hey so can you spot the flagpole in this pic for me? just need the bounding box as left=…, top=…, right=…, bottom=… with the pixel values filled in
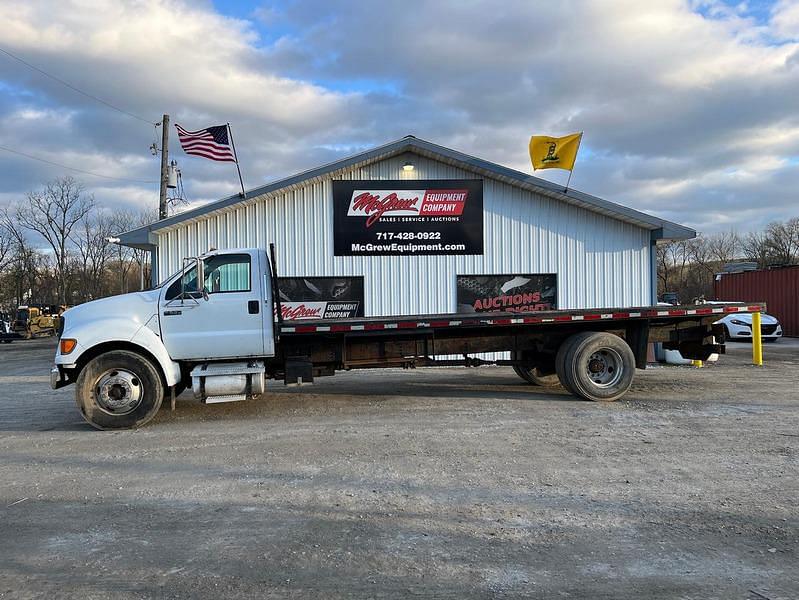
left=564, top=169, right=574, bottom=194
left=227, top=122, right=246, bottom=198
left=564, top=132, right=583, bottom=194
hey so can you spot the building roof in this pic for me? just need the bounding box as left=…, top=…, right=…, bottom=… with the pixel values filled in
left=118, top=135, right=695, bottom=249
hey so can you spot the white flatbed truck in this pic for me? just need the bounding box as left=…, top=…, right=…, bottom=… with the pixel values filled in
left=50, top=246, right=764, bottom=430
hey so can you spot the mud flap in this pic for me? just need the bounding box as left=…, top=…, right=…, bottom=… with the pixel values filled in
left=625, top=322, right=650, bottom=369
left=285, top=357, right=314, bottom=386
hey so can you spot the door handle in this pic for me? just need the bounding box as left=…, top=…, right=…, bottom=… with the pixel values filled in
left=248, top=300, right=260, bottom=314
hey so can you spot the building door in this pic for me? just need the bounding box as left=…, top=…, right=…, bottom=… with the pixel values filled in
left=159, top=251, right=265, bottom=360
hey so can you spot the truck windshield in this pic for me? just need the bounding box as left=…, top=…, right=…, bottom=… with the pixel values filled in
left=16, top=309, right=29, bottom=322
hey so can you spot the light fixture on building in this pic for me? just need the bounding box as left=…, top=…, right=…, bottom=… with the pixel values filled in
left=402, top=161, right=414, bottom=171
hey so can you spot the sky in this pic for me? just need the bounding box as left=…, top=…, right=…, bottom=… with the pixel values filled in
left=1, top=0, right=798, bottom=235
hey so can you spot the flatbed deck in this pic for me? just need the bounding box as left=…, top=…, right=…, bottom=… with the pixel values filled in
left=279, top=302, right=764, bottom=335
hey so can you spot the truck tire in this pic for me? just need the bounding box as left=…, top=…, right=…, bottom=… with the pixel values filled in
left=560, top=332, right=635, bottom=402
left=75, top=350, right=164, bottom=430
left=555, top=332, right=595, bottom=395
left=512, top=365, right=560, bottom=387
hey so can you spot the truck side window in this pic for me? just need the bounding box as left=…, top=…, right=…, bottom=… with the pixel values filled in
left=203, top=254, right=251, bottom=293
left=165, top=254, right=251, bottom=300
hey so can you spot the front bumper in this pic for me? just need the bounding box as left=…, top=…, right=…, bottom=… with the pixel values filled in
left=50, top=365, right=70, bottom=390
left=727, top=324, right=783, bottom=340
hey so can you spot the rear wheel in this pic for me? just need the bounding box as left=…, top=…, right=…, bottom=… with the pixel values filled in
left=556, top=333, right=594, bottom=395
left=75, top=350, right=164, bottom=430
left=559, top=332, right=635, bottom=402
left=512, top=365, right=560, bottom=386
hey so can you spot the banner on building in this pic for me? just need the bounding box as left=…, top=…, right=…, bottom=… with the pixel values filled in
left=456, top=274, right=557, bottom=313
left=332, top=180, right=483, bottom=256
left=277, top=276, right=364, bottom=320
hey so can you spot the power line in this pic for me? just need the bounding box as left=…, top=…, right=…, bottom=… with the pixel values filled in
left=0, top=45, right=156, bottom=125
left=0, top=145, right=158, bottom=184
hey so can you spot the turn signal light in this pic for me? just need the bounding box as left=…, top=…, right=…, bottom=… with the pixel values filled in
left=60, top=338, right=77, bottom=355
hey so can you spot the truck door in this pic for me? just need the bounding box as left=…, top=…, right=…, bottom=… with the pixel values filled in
left=159, top=251, right=266, bottom=360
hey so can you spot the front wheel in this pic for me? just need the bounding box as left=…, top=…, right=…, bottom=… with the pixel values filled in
left=722, top=325, right=732, bottom=343
left=75, top=350, right=164, bottom=430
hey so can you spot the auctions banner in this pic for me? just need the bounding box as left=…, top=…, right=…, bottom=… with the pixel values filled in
left=332, top=180, right=483, bottom=256
left=277, top=276, right=364, bottom=320
left=456, top=274, right=557, bottom=313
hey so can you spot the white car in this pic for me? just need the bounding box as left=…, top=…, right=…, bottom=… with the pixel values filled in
left=716, top=312, right=783, bottom=342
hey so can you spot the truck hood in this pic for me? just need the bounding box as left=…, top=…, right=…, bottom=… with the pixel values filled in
left=723, top=312, right=779, bottom=325
left=62, top=289, right=161, bottom=336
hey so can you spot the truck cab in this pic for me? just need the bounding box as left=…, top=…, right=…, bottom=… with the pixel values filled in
left=158, top=249, right=274, bottom=360
left=52, top=248, right=275, bottom=429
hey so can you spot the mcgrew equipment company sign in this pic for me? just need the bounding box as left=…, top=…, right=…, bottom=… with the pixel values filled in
left=332, top=180, right=483, bottom=256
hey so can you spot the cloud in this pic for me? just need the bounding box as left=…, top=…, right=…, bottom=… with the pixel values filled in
left=0, top=0, right=797, bottom=236
left=771, top=0, right=799, bottom=40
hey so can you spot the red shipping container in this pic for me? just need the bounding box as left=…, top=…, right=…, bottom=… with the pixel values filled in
left=714, top=266, right=799, bottom=337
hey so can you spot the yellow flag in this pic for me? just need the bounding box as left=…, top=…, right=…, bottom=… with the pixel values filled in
left=529, top=132, right=582, bottom=171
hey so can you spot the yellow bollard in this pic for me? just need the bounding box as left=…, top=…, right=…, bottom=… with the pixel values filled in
left=691, top=360, right=703, bottom=368
left=752, top=311, right=763, bottom=366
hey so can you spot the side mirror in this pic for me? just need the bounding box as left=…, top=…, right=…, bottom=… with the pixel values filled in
left=179, top=257, right=208, bottom=302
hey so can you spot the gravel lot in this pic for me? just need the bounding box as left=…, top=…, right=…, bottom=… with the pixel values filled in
left=1, top=337, right=797, bottom=599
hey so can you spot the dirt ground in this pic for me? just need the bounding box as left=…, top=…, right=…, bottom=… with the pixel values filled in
left=0, top=337, right=797, bottom=599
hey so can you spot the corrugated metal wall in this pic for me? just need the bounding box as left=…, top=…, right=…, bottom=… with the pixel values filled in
left=714, top=266, right=799, bottom=337
left=157, top=153, right=652, bottom=315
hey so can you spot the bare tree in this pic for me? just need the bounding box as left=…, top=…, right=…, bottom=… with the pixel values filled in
left=107, top=210, right=140, bottom=294
left=656, top=240, right=690, bottom=295
left=0, top=208, right=39, bottom=306
left=764, top=218, right=799, bottom=266
left=132, top=207, right=158, bottom=290
left=741, top=230, right=771, bottom=268
left=15, top=176, right=94, bottom=303
left=72, top=212, right=115, bottom=301
left=705, top=231, right=740, bottom=264
left=0, top=220, right=12, bottom=272
left=656, top=242, right=672, bottom=293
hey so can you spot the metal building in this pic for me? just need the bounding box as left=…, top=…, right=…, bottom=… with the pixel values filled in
left=118, top=136, right=694, bottom=317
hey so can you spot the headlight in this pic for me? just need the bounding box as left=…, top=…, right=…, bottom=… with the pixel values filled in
left=729, top=319, right=749, bottom=326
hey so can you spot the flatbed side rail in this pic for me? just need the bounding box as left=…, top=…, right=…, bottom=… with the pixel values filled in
left=278, top=303, right=765, bottom=335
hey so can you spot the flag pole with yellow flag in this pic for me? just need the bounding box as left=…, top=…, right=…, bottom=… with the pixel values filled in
left=529, top=132, right=583, bottom=192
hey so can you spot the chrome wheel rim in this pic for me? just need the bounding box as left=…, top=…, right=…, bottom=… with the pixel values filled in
left=586, top=348, right=623, bottom=388
left=94, top=369, right=143, bottom=415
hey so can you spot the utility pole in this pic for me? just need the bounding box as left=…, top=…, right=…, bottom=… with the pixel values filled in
left=158, top=114, right=170, bottom=220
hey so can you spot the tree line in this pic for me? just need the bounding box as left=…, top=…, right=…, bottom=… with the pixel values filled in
left=657, top=217, right=799, bottom=302
left=0, top=176, right=155, bottom=311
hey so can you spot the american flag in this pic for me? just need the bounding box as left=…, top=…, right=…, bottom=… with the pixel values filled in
left=175, top=124, right=237, bottom=162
